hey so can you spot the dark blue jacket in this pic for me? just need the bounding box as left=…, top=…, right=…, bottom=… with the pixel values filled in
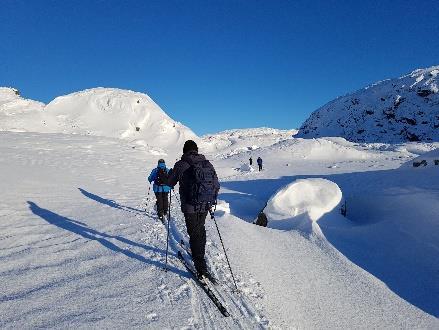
left=167, top=151, right=220, bottom=213
left=257, top=157, right=263, bottom=165
left=148, top=163, right=171, bottom=193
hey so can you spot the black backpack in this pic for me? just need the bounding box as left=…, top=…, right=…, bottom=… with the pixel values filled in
left=155, top=167, right=169, bottom=186
left=185, top=159, right=219, bottom=209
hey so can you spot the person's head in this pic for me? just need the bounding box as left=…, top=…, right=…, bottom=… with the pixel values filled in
left=183, top=140, right=198, bottom=154
left=157, top=159, right=166, bottom=168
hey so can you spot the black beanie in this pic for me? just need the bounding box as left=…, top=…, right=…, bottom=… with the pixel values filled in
left=183, top=140, right=198, bottom=154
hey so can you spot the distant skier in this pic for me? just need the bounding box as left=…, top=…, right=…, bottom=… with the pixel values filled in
left=167, top=140, right=220, bottom=281
left=148, top=159, right=171, bottom=221
left=257, top=157, right=263, bottom=171
left=249, top=157, right=253, bottom=166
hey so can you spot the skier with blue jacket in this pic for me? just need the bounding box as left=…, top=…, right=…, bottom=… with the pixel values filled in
left=148, top=159, right=171, bottom=221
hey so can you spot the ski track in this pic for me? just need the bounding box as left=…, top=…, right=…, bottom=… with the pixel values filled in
left=139, top=193, right=270, bottom=328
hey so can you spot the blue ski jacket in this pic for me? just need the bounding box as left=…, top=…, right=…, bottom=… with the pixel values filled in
left=148, top=163, right=172, bottom=193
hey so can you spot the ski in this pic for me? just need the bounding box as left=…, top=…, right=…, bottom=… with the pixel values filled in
left=179, top=239, right=192, bottom=257
left=177, top=251, right=230, bottom=317
left=179, top=239, right=219, bottom=285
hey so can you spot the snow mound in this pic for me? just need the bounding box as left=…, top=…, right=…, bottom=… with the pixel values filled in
left=42, top=88, right=197, bottom=149
left=400, top=147, right=439, bottom=168
left=0, top=87, right=45, bottom=132
left=0, top=87, right=197, bottom=150
left=202, top=127, right=297, bottom=156
left=264, top=178, right=342, bottom=231
left=0, top=87, right=21, bottom=103
left=298, top=65, right=439, bottom=143
left=268, top=137, right=376, bottom=161
left=239, top=163, right=255, bottom=172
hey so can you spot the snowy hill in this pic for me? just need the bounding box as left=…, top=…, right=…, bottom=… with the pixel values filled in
left=0, top=87, right=45, bottom=132
left=201, top=127, right=298, bottom=157
left=297, top=65, right=439, bottom=142
left=0, top=87, right=197, bottom=151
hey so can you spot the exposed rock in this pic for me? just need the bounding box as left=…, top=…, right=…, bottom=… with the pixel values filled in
left=297, top=65, right=439, bottom=142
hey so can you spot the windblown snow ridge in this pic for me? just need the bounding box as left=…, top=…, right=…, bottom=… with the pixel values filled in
left=298, top=65, right=439, bottom=143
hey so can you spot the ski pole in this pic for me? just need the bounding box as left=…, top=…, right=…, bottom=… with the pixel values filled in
left=209, top=207, right=239, bottom=292
left=146, top=185, right=151, bottom=203
left=164, top=190, right=172, bottom=271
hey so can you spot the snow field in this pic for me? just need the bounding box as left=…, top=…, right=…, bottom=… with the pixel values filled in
left=1, top=88, right=438, bottom=328
left=0, top=132, right=270, bottom=329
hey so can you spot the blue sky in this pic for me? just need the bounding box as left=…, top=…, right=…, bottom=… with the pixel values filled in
left=1, top=0, right=438, bottom=135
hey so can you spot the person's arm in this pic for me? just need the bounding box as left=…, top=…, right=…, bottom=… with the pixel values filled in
left=148, top=168, right=157, bottom=183
left=212, top=166, right=220, bottom=196
left=167, top=160, right=189, bottom=187
left=166, top=162, right=181, bottom=187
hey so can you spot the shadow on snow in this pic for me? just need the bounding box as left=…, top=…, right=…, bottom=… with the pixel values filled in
left=27, top=201, right=187, bottom=278
left=78, top=188, right=144, bottom=214
left=220, top=168, right=439, bottom=317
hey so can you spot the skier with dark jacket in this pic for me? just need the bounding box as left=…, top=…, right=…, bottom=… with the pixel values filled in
left=257, top=157, right=263, bottom=171
left=148, top=159, right=171, bottom=221
left=167, top=140, right=220, bottom=281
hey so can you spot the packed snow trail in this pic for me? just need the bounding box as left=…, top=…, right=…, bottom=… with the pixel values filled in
left=142, top=190, right=270, bottom=327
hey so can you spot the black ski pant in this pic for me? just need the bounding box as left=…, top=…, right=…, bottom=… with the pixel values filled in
left=258, top=164, right=262, bottom=171
left=155, top=192, right=169, bottom=217
left=184, top=212, right=208, bottom=274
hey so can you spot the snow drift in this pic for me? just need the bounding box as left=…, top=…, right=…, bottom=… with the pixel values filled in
left=400, top=147, right=439, bottom=169
left=264, top=178, right=342, bottom=232
left=238, top=163, right=255, bottom=172
left=202, top=127, right=297, bottom=157
left=298, top=65, right=439, bottom=143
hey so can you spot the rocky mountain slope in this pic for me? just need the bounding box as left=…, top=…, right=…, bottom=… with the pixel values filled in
left=297, top=66, right=439, bottom=142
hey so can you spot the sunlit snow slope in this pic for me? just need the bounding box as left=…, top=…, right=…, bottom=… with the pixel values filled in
left=0, top=87, right=197, bottom=151
left=0, top=87, right=45, bottom=132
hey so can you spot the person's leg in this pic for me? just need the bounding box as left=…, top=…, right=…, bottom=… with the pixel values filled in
left=163, top=192, right=169, bottom=215
left=184, top=212, right=208, bottom=274
left=155, top=192, right=164, bottom=217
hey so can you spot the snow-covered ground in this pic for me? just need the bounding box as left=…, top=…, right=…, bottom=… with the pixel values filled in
left=1, top=87, right=438, bottom=328
left=1, top=128, right=438, bottom=328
